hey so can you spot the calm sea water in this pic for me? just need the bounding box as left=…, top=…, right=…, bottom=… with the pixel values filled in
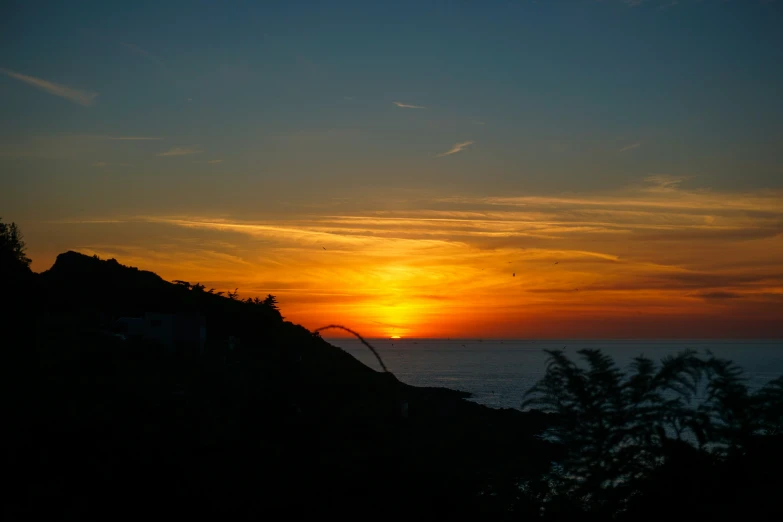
left=328, top=339, right=783, bottom=411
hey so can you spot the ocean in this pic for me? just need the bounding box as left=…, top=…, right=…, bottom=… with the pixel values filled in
left=328, top=339, right=783, bottom=411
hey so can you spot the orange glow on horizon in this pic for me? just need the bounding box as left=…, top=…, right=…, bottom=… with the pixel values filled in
left=28, top=179, right=783, bottom=339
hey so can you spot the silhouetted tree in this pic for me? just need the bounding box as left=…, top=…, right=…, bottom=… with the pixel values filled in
left=755, top=376, right=783, bottom=436
left=263, top=294, right=278, bottom=310
left=0, top=218, right=32, bottom=274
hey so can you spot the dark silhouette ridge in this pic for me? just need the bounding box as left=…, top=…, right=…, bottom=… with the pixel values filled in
left=2, top=241, right=555, bottom=519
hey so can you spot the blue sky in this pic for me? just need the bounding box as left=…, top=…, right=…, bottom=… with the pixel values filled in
left=1, top=1, right=782, bottom=337
left=2, top=0, right=782, bottom=215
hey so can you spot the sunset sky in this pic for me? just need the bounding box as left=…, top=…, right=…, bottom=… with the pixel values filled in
left=2, top=0, right=782, bottom=338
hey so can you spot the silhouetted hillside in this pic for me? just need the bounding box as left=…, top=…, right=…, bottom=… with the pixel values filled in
left=40, top=251, right=281, bottom=338
left=4, top=251, right=556, bottom=520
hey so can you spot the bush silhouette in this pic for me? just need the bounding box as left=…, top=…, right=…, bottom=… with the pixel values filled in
left=0, top=217, right=32, bottom=276
left=521, top=349, right=783, bottom=519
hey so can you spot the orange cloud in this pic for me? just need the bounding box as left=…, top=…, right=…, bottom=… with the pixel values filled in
left=36, top=178, right=783, bottom=338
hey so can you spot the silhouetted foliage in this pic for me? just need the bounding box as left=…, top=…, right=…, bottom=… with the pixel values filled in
left=520, top=349, right=783, bottom=519
left=0, top=217, right=32, bottom=274
left=263, top=294, right=278, bottom=310
left=756, top=377, right=783, bottom=436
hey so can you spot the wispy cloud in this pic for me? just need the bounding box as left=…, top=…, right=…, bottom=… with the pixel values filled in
left=393, top=101, right=426, bottom=109
left=0, top=68, right=98, bottom=106
left=691, top=291, right=743, bottom=300
left=54, top=175, right=783, bottom=337
left=619, top=141, right=641, bottom=152
left=207, top=159, right=223, bottom=164
left=157, top=147, right=203, bottom=157
left=121, top=43, right=172, bottom=76
left=643, top=174, right=689, bottom=192
left=436, top=141, right=474, bottom=158
left=106, top=136, right=163, bottom=141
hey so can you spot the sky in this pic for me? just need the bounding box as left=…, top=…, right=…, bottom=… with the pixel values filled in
left=1, top=0, right=782, bottom=338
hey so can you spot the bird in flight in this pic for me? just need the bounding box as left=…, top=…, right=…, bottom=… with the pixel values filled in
left=554, top=261, right=558, bottom=265
left=512, top=272, right=515, bottom=277
left=322, top=246, right=326, bottom=250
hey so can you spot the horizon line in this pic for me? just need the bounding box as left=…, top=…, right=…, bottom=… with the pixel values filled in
left=323, top=337, right=783, bottom=341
